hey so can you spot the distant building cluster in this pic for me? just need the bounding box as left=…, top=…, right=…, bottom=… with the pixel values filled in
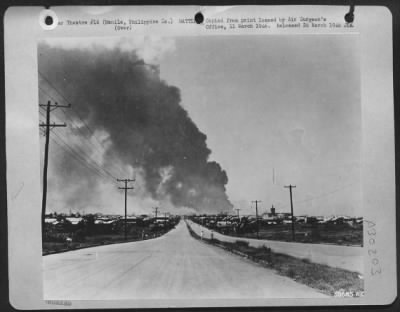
left=260, top=206, right=363, bottom=226
left=44, top=212, right=177, bottom=238
left=45, top=212, right=172, bottom=224
left=190, top=206, right=363, bottom=230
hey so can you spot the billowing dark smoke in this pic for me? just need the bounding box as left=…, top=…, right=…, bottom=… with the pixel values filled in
left=38, top=43, right=232, bottom=213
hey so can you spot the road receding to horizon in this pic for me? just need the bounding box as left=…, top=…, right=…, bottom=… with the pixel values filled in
left=43, top=220, right=327, bottom=300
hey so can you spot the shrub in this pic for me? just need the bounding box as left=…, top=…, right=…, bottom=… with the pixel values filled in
left=74, top=229, right=86, bottom=242
left=235, top=240, right=250, bottom=247
left=210, top=238, right=219, bottom=244
left=260, top=245, right=271, bottom=253
left=287, top=267, right=296, bottom=278
left=311, top=226, right=321, bottom=241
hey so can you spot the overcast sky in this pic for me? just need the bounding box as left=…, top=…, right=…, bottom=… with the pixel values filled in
left=159, top=35, right=361, bottom=216
left=41, top=34, right=361, bottom=217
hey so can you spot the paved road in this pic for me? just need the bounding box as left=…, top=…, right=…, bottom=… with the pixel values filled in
left=43, top=220, right=327, bottom=300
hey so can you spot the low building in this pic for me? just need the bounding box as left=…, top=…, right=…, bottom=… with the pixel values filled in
left=65, top=217, right=83, bottom=225
left=44, top=218, right=59, bottom=225
left=94, top=218, right=118, bottom=225
left=276, top=212, right=291, bottom=219
left=154, top=217, right=169, bottom=224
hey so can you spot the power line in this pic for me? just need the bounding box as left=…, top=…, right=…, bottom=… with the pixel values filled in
left=67, top=105, right=126, bottom=176
left=39, top=86, right=61, bottom=104
left=39, top=73, right=107, bottom=156
left=53, top=130, right=117, bottom=181
left=52, top=129, right=117, bottom=181
left=39, top=72, right=125, bottom=178
left=50, top=136, right=118, bottom=186
left=39, top=71, right=71, bottom=105
left=52, top=130, right=119, bottom=183
left=58, top=109, right=125, bottom=177
left=41, top=102, right=124, bottom=178
left=51, top=134, right=114, bottom=184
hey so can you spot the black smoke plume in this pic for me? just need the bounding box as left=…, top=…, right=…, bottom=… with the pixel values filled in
left=38, top=42, right=233, bottom=213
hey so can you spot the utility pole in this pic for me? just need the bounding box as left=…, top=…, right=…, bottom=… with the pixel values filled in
left=153, top=207, right=159, bottom=219
left=251, top=200, right=262, bottom=239
left=39, top=101, right=70, bottom=238
left=235, top=208, right=240, bottom=219
left=284, top=185, right=296, bottom=241
left=117, top=178, right=135, bottom=240
left=164, top=212, right=168, bottom=227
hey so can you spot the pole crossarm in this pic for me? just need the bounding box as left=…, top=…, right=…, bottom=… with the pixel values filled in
left=39, top=103, right=71, bottom=112
left=39, top=122, right=67, bottom=128
left=39, top=103, right=71, bottom=108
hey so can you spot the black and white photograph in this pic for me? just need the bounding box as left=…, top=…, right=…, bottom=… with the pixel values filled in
left=3, top=4, right=397, bottom=309
left=38, top=34, right=365, bottom=300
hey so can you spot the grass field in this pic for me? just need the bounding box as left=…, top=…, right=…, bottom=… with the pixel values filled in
left=217, top=223, right=363, bottom=246
left=43, top=228, right=173, bottom=255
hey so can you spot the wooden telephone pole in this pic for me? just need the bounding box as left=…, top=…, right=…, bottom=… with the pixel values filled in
left=153, top=207, right=159, bottom=219
left=117, top=178, right=135, bottom=240
left=251, top=200, right=262, bottom=239
left=284, top=185, right=296, bottom=241
left=39, top=101, right=70, bottom=238
left=235, top=208, right=240, bottom=219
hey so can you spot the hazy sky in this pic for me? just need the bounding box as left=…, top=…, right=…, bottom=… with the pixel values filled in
left=41, top=34, right=361, bottom=217
left=159, top=35, right=361, bottom=216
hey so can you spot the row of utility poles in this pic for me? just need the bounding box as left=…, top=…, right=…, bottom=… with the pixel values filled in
left=40, top=103, right=297, bottom=243
left=39, top=100, right=139, bottom=242
left=116, top=181, right=168, bottom=241
left=116, top=183, right=167, bottom=241
left=252, top=184, right=296, bottom=241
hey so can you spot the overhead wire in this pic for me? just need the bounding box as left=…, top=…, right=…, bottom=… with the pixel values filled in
left=40, top=106, right=115, bottom=184
left=50, top=135, right=118, bottom=186
left=39, top=106, right=119, bottom=184
left=38, top=72, right=125, bottom=179
left=57, top=108, right=125, bottom=177
left=52, top=129, right=119, bottom=182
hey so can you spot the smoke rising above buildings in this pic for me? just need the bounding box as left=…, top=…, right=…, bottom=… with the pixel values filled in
left=38, top=41, right=232, bottom=213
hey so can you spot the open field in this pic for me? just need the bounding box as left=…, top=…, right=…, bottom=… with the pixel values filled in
left=191, top=217, right=363, bottom=246
left=43, top=230, right=171, bottom=255
left=236, top=223, right=363, bottom=246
